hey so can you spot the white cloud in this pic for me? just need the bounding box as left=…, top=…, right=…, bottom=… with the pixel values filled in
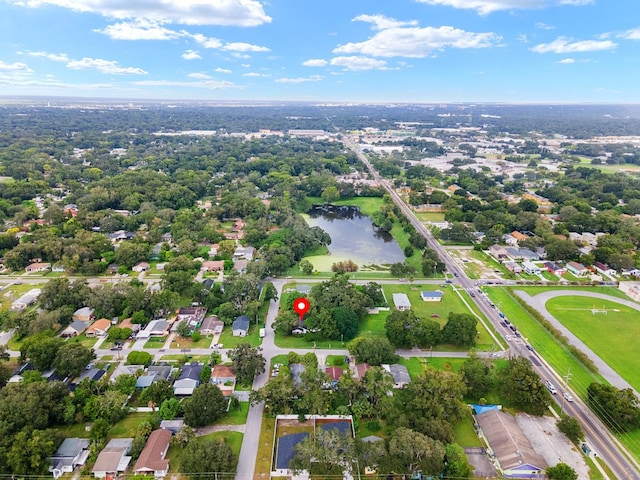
left=531, top=36, right=616, bottom=53
left=242, top=72, right=271, bottom=77
left=414, top=0, right=592, bottom=15
left=352, top=14, right=418, bottom=30
left=66, top=57, right=147, bottom=75
left=302, top=59, right=328, bottom=67
left=96, top=19, right=182, bottom=40
left=330, top=56, right=388, bottom=71
left=518, top=34, right=529, bottom=43
left=222, top=42, right=270, bottom=52
left=188, top=72, right=211, bottom=79
left=535, top=22, right=555, bottom=30
left=231, top=53, right=251, bottom=59
left=191, top=33, right=223, bottom=49
left=28, top=51, right=69, bottom=62
left=0, top=60, right=32, bottom=72
left=558, top=58, right=575, bottom=63
left=617, top=27, right=640, bottom=40
left=276, top=75, right=323, bottom=84
left=182, top=50, right=201, bottom=60
left=215, top=67, right=232, bottom=73
left=334, top=24, right=500, bottom=58
left=8, top=0, right=271, bottom=26
left=132, top=79, right=235, bottom=89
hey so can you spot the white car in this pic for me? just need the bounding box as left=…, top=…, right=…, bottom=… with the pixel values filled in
left=563, top=392, right=574, bottom=402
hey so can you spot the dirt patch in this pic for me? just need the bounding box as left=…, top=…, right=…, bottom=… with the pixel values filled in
left=516, top=414, right=589, bottom=479
left=446, top=247, right=503, bottom=280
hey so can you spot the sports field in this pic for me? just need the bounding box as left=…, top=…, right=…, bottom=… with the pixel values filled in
left=546, top=296, right=640, bottom=392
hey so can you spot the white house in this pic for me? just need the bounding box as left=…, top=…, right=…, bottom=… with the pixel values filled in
left=92, top=438, right=132, bottom=479
left=567, top=261, right=588, bottom=276
left=420, top=291, right=443, bottom=302
left=392, top=293, right=411, bottom=311
left=522, top=262, right=541, bottom=275
left=232, top=316, right=250, bottom=337
left=50, top=438, right=90, bottom=479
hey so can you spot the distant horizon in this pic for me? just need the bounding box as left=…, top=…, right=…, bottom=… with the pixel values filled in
left=0, top=1, right=639, bottom=102
left=2, top=95, right=640, bottom=107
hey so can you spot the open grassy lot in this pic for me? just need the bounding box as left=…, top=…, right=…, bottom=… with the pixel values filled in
left=168, top=431, right=243, bottom=474
left=546, top=296, right=640, bottom=392
left=414, top=212, right=446, bottom=223
left=219, top=324, right=262, bottom=348
left=226, top=401, right=250, bottom=425
left=519, top=285, right=631, bottom=301
left=255, top=415, right=276, bottom=476
left=398, top=357, right=466, bottom=380
left=381, top=284, right=496, bottom=350
left=486, top=288, right=605, bottom=397
left=454, top=413, right=483, bottom=447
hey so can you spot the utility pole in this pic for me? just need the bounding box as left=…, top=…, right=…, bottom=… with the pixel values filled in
left=564, top=368, right=572, bottom=388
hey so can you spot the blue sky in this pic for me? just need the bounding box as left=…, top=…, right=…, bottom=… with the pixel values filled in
left=0, top=0, right=638, bottom=102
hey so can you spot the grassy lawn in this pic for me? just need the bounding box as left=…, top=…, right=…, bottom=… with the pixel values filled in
left=225, top=401, right=250, bottom=425
left=520, top=285, right=631, bottom=301
left=454, top=413, right=482, bottom=447
left=143, top=336, right=167, bottom=349
left=399, top=357, right=466, bottom=380
left=0, top=284, right=42, bottom=309
left=274, top=331, right=345, bottom=350
left=218, top=324, right=262, bottom=348
left=414, top=212, right=446, bottom=223
left=109, top=413, right=153, bottom=438
left=546, top=296, right=640, bottom=392
left=456, top=288, right=505, bottom=351
left=255, top=415, right=276, bottom=476
left=359, top=310, right=389, bottom=337
left=74, top=334, right=99, bottom=348
left=168, top=431, right=243, bottom=474
left=170, top=335, right=212, bottom=349
left=486, top=288, right=605, bottom=399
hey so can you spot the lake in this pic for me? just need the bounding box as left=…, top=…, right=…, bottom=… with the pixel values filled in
left=304, top=205, right=405, bottom=270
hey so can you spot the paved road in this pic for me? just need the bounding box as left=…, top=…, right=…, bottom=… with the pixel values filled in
left=343, top=135, right=640, bottom=480
left=516, top=289, right=640, bottom=395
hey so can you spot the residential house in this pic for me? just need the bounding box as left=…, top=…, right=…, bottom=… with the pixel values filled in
left=107, top=230, right=134, bottom=243
left=211, top=364, right=236, bottom=397
left=52, top=264, right=65, bottom=272
left=160, top=420, right=184, bottom=434
left=161, top=232, right=173, bottom=244
left=136, top=320, right=171, bottom=339
left=70, top=367, right=108, bottom=391
left=233, top=246, right=255, bottom=261
left=60, top=320, right=89, bottom=337
left=72, top=307, right=94, bottom=323
left=504, top=261, right=522, bottom=274
left=199, top=316, right=224, bottom=336
left=510, top=231, right=528, bottom=243
left=132, top=262, right=150, bottom=273
left=488, top=244, right=508, bottom=261
left=11, top=288, right=41, bottom=311
left=420, top=291, right=442, bottom=302
left=505, top=247, right=538, bottom=262
left=522, top=262, right=541, bottom=275
left=173, top=362, right=203, bottom=396
left=92, top=438, right=132, bottom=479
left=25, top=262, right=51, bottom=273
left=502, top=234, right=518, bottom=246
left=133, top=429, right=172, bottom=477
left=544, top=261, right=566, bottom=275
left=135, top=364, right=173, bottom=389
left=324, top=366, right=343, bottom=383
left=232, top=315, right=250, bottom=337
left=567, top=261, right=588, bottom=276
left=202, top=278, right=215, bottom=289
left=353, top=363, right=370, bottom=380
left=475, top=409, right=547, bottom=478
left=119, top=317, right=141, bottom=333
left=49, top=438, right=90, bottom=479
left=392, top=293, right=411, bottom=311
left=201, top=260, right=225, bottom=272
left=86, top=318, right=111, bottom=337
left=382, top=363, right=410, bottom=389
left=593, top=261, right=616, bottom=276
left=233, top=259, right=249, bottom=273
left=623, top=269, right=640, bottom=277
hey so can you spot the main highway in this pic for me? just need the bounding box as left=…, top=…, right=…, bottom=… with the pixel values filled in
left=343, top=134, right=640, bottom=480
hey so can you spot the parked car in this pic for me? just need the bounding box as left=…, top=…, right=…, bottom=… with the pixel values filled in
left=563, top=392, right=574, bottom=402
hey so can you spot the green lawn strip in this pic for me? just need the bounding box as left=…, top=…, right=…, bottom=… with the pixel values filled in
left=168, top=431, right=244, bottom=474
left=274, top=332, right=344, bottom=350
left=159, top=354, right=209, bottom=363
left=546, top=296, right=640, bottom=392
left=398, top=357, right=466, bottom=380
left=218, top=324, right=261, bottom=348
left=325, top=354, right=348, bottom=367
left=143, top=337, right=166, bottom=349
left=454, top=413, right=483, bottom=447
left=225, top=402, right=250, bottom=425
left=255, top=416, right=276, bottom=476
left=269, top=354, right=289, bottom=369
left=519, top=285, right=632, bottom=301
left=485, top=288, right=605, bottom=399
left=359, top=310, right=389, bottom=337
left=414, top=212, right=446, bottom=223
left=170, top=335, right=211, bottom=349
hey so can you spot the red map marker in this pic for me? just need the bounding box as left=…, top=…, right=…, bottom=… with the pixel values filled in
left=293, top=298, right=310, bottom=322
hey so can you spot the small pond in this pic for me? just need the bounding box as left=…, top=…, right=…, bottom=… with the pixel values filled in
left=304, top=205, right=405, bottom=269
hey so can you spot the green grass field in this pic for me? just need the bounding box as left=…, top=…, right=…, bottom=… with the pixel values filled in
left=546, top=296, right=640, bottom=392
left=219, top=323, right=262, bottom=348
left=486, top=288, right=605, bottom=399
